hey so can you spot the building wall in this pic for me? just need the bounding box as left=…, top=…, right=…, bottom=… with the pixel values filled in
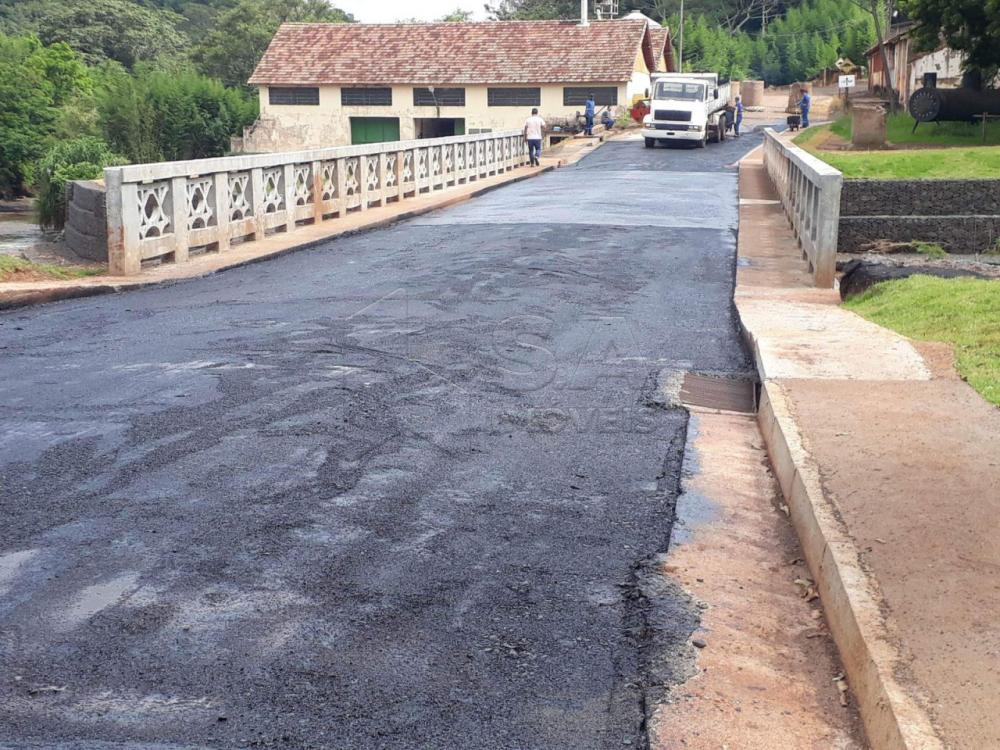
left=910, top=47, right=965, bottom=93
left=867, top=38, right=910, bottom=99
left=868, top=38, right=968, bottom=103
left=627, top=48, right=652, bottom=104
left=241, top=81, right=630, bottom=152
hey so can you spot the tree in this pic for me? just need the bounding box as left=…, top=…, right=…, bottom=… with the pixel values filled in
left=1, top=0, right=188, bottom=68
left=34, top=137, right=124, bottom=229
left=439, top=8, right=475, bottom=21
left=485, top=0, right=578, bottom=19
left=193, top=0, right=354, bottom=88
left=97, top=66, right=259, bottom=162
left=0, top=34, right=92, bottom=197
left=901, top=0, right=1000, bottom=82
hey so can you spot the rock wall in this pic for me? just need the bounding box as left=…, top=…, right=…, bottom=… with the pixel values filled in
left=839, top=178, right=1000, bottom=253
left=64, top=180, right=108, bottom=262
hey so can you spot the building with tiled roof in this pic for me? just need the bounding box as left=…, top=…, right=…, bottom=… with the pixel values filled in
left=240, top=19, right=674, bottom=151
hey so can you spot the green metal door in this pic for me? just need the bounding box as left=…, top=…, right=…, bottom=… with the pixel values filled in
left=350, top=117, right=400, bottom=145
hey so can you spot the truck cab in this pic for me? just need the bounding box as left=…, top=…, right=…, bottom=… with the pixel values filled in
left=641, top=74, right=731, bottom=148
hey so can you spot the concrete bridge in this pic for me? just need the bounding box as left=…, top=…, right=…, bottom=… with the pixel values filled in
left=0, top=133, right=862, bottom=748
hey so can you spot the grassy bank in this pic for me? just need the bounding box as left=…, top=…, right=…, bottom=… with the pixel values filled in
left=845, top=276, right=1000, bottom=405
left=794, top=114, right=1000, bottom=178
left=0, top=255, right=103, bottom=283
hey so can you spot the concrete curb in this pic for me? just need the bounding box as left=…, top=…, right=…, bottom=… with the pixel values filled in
left=751, top=376, right=943, bottom=750
left=1, top=165, right=556, bottom=314
left=735, top=160, right=946, bottom=748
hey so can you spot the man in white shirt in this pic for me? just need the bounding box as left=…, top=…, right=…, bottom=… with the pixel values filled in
left=523, top=108, right=546, bottom=166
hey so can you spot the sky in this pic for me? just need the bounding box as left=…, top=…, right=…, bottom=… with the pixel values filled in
left=336, top=0, right=488, bottom=23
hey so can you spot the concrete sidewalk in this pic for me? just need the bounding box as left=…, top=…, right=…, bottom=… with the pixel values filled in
left=0, top=137, right=605, bottom=311
left=737, top=150, right=1000, bottom=749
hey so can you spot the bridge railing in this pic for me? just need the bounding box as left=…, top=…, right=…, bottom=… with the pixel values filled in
left=762, top=128, right=842, bottom=288
left=104, top=131, right=528, bottom=276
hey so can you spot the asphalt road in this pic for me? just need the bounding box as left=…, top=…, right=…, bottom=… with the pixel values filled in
left=0, top=132, right=763, bottom=750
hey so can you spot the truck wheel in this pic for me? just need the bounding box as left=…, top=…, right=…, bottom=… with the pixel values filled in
left=644, top=137, right=655, bottom=148
left=697, top=133, right=707, bottom=148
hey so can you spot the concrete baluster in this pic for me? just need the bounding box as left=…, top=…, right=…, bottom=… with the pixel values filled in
left=251, top=167, right=267, bottom=241
left=213, top=172, right=231, bottom=252
left=170, top=176, right=190, bottom=264
left=283, top=163, right=296, bottom=228
left=311, top=160, right=324, bottom=223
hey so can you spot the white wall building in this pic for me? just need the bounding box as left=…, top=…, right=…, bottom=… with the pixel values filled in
left=240, top=19, right=673, bottom=152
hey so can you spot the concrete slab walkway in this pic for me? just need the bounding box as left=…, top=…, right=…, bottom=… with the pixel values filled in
left=737, top=150, right=1000, bottom=749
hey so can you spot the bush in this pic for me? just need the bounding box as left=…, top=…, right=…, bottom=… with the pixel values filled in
left=34, top=137, right=123, bottom=230
left=0, top=34, right=91, bottom=197
left=97, top=66, right=258, bottom=163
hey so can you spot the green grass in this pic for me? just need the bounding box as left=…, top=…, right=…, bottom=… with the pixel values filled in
left=803, top=113, right=1000, bottom=147
left=794, top=113, right=1000, bottom=178
left=0, top=254, right=103, bottom=282
left=845, top=275, right=1000, bottom=405
left=914, top=241, right=947, bottom=258
left=812, top=145, right=1000, bottom=178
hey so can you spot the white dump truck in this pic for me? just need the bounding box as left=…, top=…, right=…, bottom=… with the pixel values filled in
left=641, top=73, right=732, bottom=148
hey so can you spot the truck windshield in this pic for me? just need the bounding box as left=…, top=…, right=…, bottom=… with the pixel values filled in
left=654, top=81, right=706, bottom=101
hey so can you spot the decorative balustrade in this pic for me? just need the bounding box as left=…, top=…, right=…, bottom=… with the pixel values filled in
left=762, top=128, right=843, bottom=288
left=104, top=131, right=528, bottom=275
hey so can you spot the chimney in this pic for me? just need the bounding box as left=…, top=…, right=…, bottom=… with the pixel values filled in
left=580, top=0, right=589, bottom=26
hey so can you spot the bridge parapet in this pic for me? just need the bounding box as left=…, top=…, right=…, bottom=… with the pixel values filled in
left=104, top=131, right=527, bottom=275
left=762, top=128, right=842, bottom=287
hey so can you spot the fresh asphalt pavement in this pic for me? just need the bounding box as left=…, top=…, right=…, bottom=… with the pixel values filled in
left=0, top=130, right=765, bottom=749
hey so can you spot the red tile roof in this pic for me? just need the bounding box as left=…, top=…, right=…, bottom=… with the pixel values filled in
left=249, top=19, right=651, bottom=86
left=647, top=27, right=675, bottom=71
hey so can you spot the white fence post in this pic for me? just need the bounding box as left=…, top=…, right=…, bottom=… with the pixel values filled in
left=762, top=128, right=842, bottom=288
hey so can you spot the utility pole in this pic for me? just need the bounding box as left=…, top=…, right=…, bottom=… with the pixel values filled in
left=678, top=0, right=684, bottom=70
left=869, top=0, right=897, bottom=112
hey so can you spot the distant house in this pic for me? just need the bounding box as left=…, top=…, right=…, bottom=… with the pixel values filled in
left=866, top=22, right=965, bottom=104
left=241, top=19, right=674, bottom=151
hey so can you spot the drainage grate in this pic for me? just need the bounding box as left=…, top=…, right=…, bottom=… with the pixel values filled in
left=679, top=373, right=758, bottom=413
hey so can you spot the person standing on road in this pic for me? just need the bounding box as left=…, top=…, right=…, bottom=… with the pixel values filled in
left=523, top=107, right=546, bottom=167
left=734, top=95, right=744, bottom=137
left=584, top=93, right=596, bottom=136
left=798, top=87, right=811, bottom=128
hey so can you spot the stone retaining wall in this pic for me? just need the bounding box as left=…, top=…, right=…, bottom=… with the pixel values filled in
left=839, top=178, right=1000, bottom=253
left=64, top=180, right=108, bottom=262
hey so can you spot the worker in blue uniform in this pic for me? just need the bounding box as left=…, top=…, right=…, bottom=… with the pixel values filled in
left=584, top=93, right=596, bottom=136
left=798, top=88, right=812, bottom=128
